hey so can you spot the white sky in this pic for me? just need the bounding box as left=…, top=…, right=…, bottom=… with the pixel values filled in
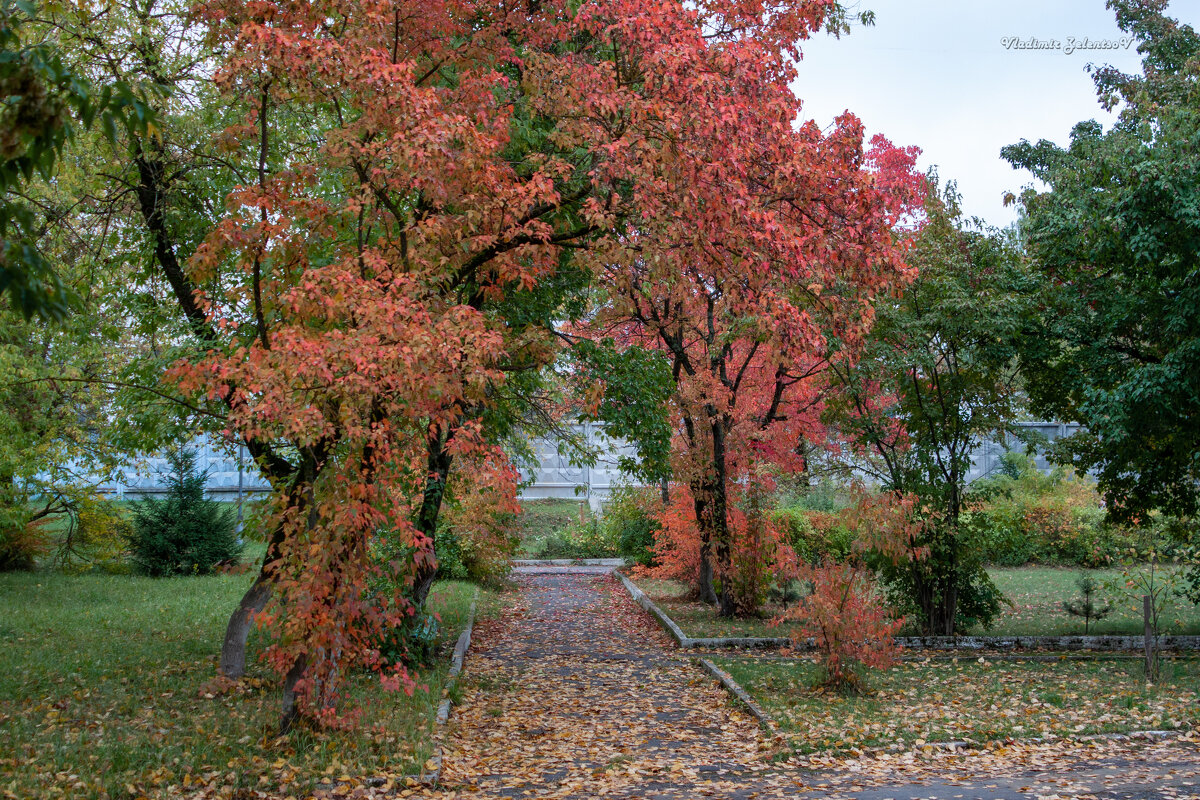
left=790, top=0, right=1198, bottom=227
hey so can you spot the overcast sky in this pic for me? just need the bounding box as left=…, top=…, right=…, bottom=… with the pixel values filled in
left=790, top=0, right=1198, bottom=228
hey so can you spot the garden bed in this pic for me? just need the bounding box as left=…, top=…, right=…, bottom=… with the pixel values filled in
left=0, top=570, right=491, bottom=799
left=713, top=654, right=1200, bottom=756
left=630, top=566, right=1200, bottom=642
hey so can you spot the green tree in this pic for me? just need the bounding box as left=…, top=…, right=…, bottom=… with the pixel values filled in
left=0, top=0, right=156, bottom=318
left=825, top=179, right=1026, bottom=634
left=1002, top=0, right=1200, bottom=521
left=128, top=447, right=240, bottom=576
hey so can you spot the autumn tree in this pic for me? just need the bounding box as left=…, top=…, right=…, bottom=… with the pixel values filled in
left=1002, top=0, right=1200, bottom=521
left=580, top=4, right=924, bottom=615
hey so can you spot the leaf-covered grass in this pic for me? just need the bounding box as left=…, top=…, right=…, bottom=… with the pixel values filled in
left=631, top=567, right=1200, bottom=640
left=0, top=570, right=491, bottom=799
left=716, top=654, right=1200, bottom=756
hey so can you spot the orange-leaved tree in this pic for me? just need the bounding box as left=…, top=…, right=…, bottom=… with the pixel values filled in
left=578, top=0, right=925, bottom=616
left=174, top=0, right=922, bottom=728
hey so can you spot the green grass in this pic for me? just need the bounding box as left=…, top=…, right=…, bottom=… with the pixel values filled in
left=515, top=499, right=590, bottom=555
left=979, top=566, right=1200, bottom=636
left=716, top=654, right=1200, bottom=756
left=631, top=566, right=1200, bottom=640
left=0, top=570, right=491, bottom=799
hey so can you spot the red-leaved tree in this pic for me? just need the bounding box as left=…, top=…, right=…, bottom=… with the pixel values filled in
left=579, top=1, right=925, bottom=615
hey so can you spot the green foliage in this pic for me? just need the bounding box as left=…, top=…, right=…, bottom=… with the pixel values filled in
left=877, top=521, right=1005, bottom=634
left=602, top=485, right=662, bottom=566
left=57, top=495, right=133, bottom=574
left=127, top=448, right=240, bottom=576
left=528, top=517, right=618, bottom=560
left=770, top=507, right=854, bottom=565
left=1002, top=4, right=1200, bottom=521
left=568, top=339, right=674, bottom=484
left=966, top=452, right=1138, bottom=567
left=434, top=522, right=469, bottom=580
left=824, top=179, right=1030, bottom=634
left=0, top=0, right=160, bottom=318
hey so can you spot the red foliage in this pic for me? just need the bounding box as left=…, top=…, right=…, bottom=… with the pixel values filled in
left=638, top=485, right=797, bottom=614
left=782, top=562, right=904, bottom=693
left=775, top=490, right=928, bottom=692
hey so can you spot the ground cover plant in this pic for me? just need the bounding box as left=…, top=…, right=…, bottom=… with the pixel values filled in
left=716, top=654, right=1200, bottom=757
left=630, top=566, right=1200, bottom=640
left=0, top=571, right=489, bottom=799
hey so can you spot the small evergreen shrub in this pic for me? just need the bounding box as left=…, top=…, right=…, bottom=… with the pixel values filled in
left=128, top=448, right=241, bottom=576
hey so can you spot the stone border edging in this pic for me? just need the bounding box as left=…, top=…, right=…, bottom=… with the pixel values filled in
left=853, top=727, right=1193, bottom=758
left=513, top=557, right=628, bottom=566
left=616, top=571, right=694, bottom=647
left=614, top=573, right=1200, bottom=653
left=367, top=587, right=475, bottom=786
left=696, top=657, right=776, bottom=734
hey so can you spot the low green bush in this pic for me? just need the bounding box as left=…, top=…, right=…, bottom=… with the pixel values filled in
left=771, top=506, right=854, bottom=565
left=966, top=452, right=1141, bottom=567
left=603, top=486, right=661, bottom=566
left=528, top=517, right=618, bottom=559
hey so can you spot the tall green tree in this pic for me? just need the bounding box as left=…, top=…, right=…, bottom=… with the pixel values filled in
left=0, top=0, right=155, bottom=318
left=1002, top=0, right=1200, bottom=521
left=826, top=179, right=1026, bottom=634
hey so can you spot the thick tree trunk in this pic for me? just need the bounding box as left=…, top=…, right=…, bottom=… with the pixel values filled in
left=220, top=570, right=272, bottom=679
left=411, top=429, right=453, bottom=608
left=708, top=419, right=736, bottom=618
left=691, top=488, right=719, bottom=606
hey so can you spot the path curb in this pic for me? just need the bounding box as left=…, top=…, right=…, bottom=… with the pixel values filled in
left=419, top=590, right=479, bottom=787
left=695, top=657, right=777, bottom=734
left=513, top=558, right=628, bottom=567
left=616, top=571, right=694, bottom=647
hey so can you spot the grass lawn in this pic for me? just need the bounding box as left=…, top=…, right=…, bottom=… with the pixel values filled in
left=980, top=566, right=1200, bottom=636
left=716, top=654, right=1200, bottom=756
left=630, top=566, right=1200, bottom=640
left=515, top=498, right=592, bottom=556
left=0, top=569, right=491, bottom=799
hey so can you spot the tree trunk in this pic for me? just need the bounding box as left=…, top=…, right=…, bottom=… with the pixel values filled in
left=278, top=653, right=308, bottom=735
left=411, top=428, right=453, bottom=608
left=691, top=487, right=719, bottom=605
left=220, top=569, right=272, bottom=679
left=708, top=418, right=735, bottom=618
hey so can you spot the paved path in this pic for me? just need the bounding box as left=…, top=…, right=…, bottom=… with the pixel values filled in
left=428, top=568, right=1200, bottom=799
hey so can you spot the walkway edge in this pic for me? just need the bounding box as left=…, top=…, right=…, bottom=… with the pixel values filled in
left=616, top=573, right=1200, bottom=653
left=615, top=571, right=694, bottom=647
left=696, top=657, right=776, bottom=734
left=421, top=589, right=479, bottom=787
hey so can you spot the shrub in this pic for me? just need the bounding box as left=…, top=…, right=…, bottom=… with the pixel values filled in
left=770, top=507, right=855, bottom=565
left=529, top=518, right=618, bottom=559
left=602, top=485, right=661, bottom=567
left=777, top=561, right=903, bottom=694
left=0, top=515, right=48, bottom=571
left=966, top=452, right=1138, bottom=567
left=128, top=448, right=241, bottom=576
left=57, top=495, right=133, bottom=574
